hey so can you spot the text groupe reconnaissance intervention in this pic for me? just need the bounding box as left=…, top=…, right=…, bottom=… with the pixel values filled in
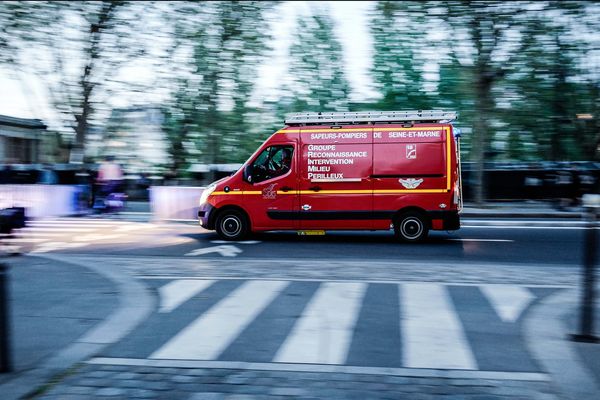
left=306, top=144, right=367, bottom=179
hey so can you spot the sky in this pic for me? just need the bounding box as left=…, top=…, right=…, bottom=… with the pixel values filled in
left=0, top=1, right=377, bottom=123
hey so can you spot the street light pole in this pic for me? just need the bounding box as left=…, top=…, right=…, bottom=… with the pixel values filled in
left=571, top=194, right=600, bottom=343
left=0, top=262, right=11, bottom=372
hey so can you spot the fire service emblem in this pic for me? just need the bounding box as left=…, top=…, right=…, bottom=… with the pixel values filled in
left=262, top=183, right=277, bottom=199
left=399, top=178, right=423, bottom=189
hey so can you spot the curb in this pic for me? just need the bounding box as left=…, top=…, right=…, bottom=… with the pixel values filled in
left=0, top=255, right=154, bottom=400
left=524, top=288, right=600, bottom=400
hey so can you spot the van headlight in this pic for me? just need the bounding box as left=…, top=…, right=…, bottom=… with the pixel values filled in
left=199, top=185, right=216, bottom=206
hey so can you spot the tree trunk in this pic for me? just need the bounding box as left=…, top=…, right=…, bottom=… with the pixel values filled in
left=472, top=64, right=495, bottom=205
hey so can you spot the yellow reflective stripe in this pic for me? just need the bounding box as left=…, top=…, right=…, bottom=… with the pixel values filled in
left=445, top=126, right=451, bottom=190
left=375, top=189, right=448, bottom=194
left=299, top=190, right=372, bottom=195
left=212, top=191, right=257, bottom=195
left=214, top=189, right=449, bottom=196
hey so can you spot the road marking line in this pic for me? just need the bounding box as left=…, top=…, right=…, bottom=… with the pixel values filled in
left=480, top=285, right=535, bottom=323
left=462, top=225, right=588, bottom=230
left=73, top=234, right=125, bottom=242
left=137, top=276, right=570, bottom=289
left=33, top=219, right=125, bottom=225
left=401, top=283, right=477, bottom=370
left=30, top=242, right=89, bottom=253
left=150, top=280, right=288, bottom=360
left=87, top=357, right=551, bottom=381
left=158, top=279, right=215, bottom=313
left=274, top=282, right=367, bottom=365
left=1, top=238, right=47, bottom=243
left=210, top=240, right=262, bottom=244
left=185, top=245, right=242, bottom=257
left=13, top=232, right=70, bottom=237
left=448, top=239, right=514, bottom=242
left=116, top=224, right=157, bottom=232
left=29, top=222, right=120, bottom=227
left=465, top=219, right=587, bottom=225
left=19, top=227, right=95, bottom=233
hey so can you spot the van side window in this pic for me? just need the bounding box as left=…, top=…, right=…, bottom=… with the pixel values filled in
left=249, top=145, right=294, bottom=183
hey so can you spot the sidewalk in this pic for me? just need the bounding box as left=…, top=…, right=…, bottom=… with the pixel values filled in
left=0, top=254, right=153, bottom=400
left=99, top=200, right=587, bottom=223
left=461, top=200, right=585, bottom=219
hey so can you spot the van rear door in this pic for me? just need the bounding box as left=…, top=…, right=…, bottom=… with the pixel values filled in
left=299, top=125, right=373, bottom=230
left=371, top=124, right=450, bottom=229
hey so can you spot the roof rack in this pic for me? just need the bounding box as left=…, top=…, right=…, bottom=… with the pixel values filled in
left=284, top=110, right=458, bottom=125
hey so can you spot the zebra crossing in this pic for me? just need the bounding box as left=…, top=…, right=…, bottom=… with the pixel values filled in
left=0, top=217, right=159, bottom=253
left=102, top=278, right=559, bottom=373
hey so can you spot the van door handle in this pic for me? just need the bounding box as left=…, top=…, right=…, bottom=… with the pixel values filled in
left=280, top=186, right=293, bottom=192
left=308, top=186, right=321, bottom=192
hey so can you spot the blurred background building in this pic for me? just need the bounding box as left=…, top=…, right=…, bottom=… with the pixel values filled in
left=0, top=114, right=47, bottom=164
left=90, top=105, right=170, bottom=175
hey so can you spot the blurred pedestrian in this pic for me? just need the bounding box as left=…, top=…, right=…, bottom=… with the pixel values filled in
left=554, top=166, right=581, bottom=210
left=97, top=156, right=124, bottom=194
left=95, top=156, right=124, bottom=212
left=554, top=169, right=572, bottom=210
left=569, top=165, right=581, bottom=208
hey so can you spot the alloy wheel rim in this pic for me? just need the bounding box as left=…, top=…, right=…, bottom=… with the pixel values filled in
left=222, top=216, right=242, bottom=237
left=401, top=217, right=423, bottom=239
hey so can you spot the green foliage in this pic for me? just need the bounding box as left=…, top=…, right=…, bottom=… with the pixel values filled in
left=369, top=1, right=435, bottom=110
left=162, top=1, right=274, bottom=171
left=284, top=9, right=351, bottom=113
left=2, top=0, right=599, bottom=183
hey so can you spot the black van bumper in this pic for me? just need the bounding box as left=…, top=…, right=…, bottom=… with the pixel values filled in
left=198, top=204, right=216, bottom=229
left=429, top=210, right=460, bottom=230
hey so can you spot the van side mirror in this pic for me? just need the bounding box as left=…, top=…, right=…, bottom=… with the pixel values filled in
left=243, top=165, right=253, bottom=183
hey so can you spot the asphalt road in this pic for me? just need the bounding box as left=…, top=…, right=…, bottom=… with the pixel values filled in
left=4, top=217, right=590, bottom=268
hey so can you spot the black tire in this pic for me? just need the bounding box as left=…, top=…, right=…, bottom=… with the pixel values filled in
left=394, top=211, right=429, bottom=242
left=215, top=209, right=249, bottom=241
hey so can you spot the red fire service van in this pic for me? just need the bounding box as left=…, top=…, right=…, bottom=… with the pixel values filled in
left=198, top=110, right=463, bottom=242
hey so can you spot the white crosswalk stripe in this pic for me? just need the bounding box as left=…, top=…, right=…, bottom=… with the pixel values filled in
left=274, top=282, right=367, bottom=365
left=147, top=279, right=552, bottom=371
left=151, top=280, right=289, bottom=360
left=401, top=283, right=477, bottom=370
left=158, top=279, right=215, bottom=313
left=480, top=285, right=535, bottom=323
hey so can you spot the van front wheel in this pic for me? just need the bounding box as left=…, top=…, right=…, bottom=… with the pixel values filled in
left=216, top=209, right=249, bottom=240
left=394, top=212, right=429, bottom=242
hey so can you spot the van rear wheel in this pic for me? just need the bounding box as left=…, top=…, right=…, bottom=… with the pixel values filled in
left=394, top=211, right=429, bottom=242
left=216, top=209, right=249, bottom=241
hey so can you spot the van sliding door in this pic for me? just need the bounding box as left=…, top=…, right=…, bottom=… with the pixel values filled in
left=298, top=126, right=373, bottom=230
